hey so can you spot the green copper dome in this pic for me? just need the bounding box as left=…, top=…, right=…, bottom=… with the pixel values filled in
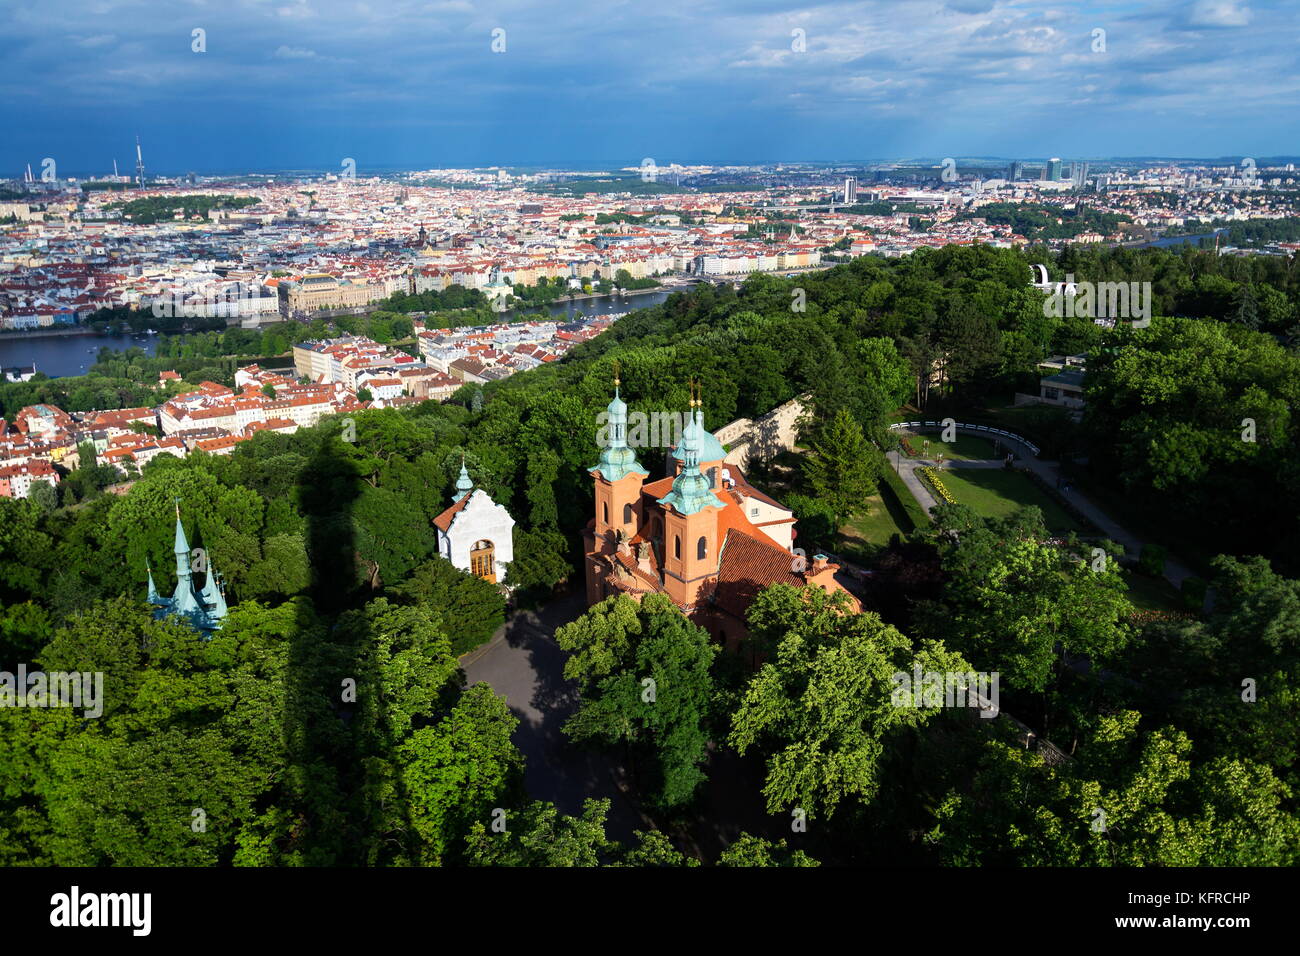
left=671, top=426, right=726, bottom=464
left=452, top=460, right=474, bottom=502
left=592, top=386, right=647, bottom=482
left=658, top=408, right=724, bottom=516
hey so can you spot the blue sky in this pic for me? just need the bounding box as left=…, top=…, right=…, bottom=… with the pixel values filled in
left=3, top=0, right=1297, bottom=175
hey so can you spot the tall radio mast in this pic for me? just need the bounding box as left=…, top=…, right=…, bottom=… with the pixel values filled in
left=135, top=135, right=146, bottom=186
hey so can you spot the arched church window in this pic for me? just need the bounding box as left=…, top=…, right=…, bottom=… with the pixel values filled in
left=623, top=502, right=633, bottom=524
left=602, top=502, right=608, bottom=524
left=707, top=467, right=717, bottom=489
left=470, top=539, right=496, bottom=583
left=697, top=536, right=707, bottom=560
left=674, top=535, right=681, bottom=560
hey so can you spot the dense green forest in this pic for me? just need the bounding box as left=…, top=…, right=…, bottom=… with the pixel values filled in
left=956, top=202, right=1138, bottom=240
left=1, top=243, right=1298, bottom=865
left=106, top=195, right=261, bottom=224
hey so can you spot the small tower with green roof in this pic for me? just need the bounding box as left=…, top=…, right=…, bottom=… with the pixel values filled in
left=452, top=456, right=474, bottom=502
left=588, top=362, right=649, bottom=543
left=148, top=499, right=227, bottom=634
left=656, top=382, right=725, bottom=609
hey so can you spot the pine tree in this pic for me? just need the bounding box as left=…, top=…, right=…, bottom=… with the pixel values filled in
left=1230, top=283, right=1259, bottom=330
left=803, top=409, right=882, bottom=523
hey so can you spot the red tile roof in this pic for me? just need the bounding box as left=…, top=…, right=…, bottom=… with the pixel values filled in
left=709, top=528, right=809, bottom=619
left=432, top=494, right=472, bottom=532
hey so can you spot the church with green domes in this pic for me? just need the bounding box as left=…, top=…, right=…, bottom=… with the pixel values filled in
left=147, top=502, right=228, bottom=633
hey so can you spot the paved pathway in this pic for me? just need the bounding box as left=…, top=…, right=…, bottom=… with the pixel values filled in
left=461, top=594, right=654, bottom=843
left=890, top=451, right=941, bottom=515
left=892, top=427, right=1196, bottom=590
left=461, top=594, right=794, bottom=858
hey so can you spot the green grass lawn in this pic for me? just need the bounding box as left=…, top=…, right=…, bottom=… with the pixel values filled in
left=938, top=468, right=1084, bottom=534
left=904, top=432, right=999, bottom=461
left=1123, top=569, right=1187, bottom=613
left=836, top=476, right=923, bottom=561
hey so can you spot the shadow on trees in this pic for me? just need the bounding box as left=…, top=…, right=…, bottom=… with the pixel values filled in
left=283, top=427, right=417, bottom=864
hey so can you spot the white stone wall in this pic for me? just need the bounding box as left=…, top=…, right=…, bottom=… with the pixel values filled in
left=439, top=490, right=515, bottom=581
left=716, top=395, right=808, bottom=468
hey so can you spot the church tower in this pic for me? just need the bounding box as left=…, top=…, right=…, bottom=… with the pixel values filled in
left=170, top=501, right=204, bottom=622
left=586, top=367, right=649, bottom=603
left=656, top=384, right=725, bottom=608
left=452, top=458, right=474, bottom=502
left=148, top=500, right=227, bottom=633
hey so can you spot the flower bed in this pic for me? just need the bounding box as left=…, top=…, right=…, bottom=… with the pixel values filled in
left=919, top=466, right=956, bottom=505
left=1125, top=608, right=1197, bottom=626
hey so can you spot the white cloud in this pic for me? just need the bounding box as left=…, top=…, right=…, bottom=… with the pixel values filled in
left=1188, top=0, right=1253, bottom=27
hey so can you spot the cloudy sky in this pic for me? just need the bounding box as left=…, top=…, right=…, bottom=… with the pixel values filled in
left=2, top=0, right=1296, bottom=175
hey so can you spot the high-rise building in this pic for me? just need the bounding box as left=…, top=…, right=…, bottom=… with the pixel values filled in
left=1008, top=161, right=1026, bottom=182
left=1045, top=157, right=1064, bottom=182
left=843, top=177, right=857, bottom=204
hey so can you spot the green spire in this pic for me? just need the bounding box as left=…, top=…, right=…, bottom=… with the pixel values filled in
left=146, top=561, right=163, bottom=605
left=152, top=501, right=225, bottom=633
left=592, top=364, right=647, bottom=483
left=657, top=382, right=724, bottom=516
left=173, top=498, right=191, bottom=583
left=452, top=456, right=474, bottom=502
left=200, top=555, right=228, bottom=621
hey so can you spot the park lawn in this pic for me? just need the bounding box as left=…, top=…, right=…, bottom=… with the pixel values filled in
left=1123, top=570, right=1187, bottom=614
left=836, top=484, right=916, bottom=561
left=905, top=432, right=998, bottom=461
left=938, top=468, right=1083, bottom=534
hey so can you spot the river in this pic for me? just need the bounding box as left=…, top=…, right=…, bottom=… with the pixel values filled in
left=500, top=287, right=672, bottom=322
left=1138, top=229, right=1228, bottom=248
left=0, top=331, right=159, bottom=379
left=0, top=288, right=675, bottom=380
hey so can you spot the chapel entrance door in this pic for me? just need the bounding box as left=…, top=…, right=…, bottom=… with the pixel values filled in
left=470, top=540, right=496, bottom=583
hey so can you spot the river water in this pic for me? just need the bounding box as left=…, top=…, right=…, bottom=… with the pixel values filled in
left=1138, top=229, right=1228, bottom=248
left=0, top=332, right=159, bottom=379
left=500, top=288, right=672, bottom=322
left=0, top=288, right=676, bottom=379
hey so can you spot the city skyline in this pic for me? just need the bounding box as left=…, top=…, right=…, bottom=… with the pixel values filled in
left=4, top=0, right=1297, bottom=173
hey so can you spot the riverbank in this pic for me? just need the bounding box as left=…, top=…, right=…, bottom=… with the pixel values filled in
left=0, top=326, right=104, bottom=341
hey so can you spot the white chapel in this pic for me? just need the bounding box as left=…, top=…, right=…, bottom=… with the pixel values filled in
left=433, top=461, right=515, bottom=584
